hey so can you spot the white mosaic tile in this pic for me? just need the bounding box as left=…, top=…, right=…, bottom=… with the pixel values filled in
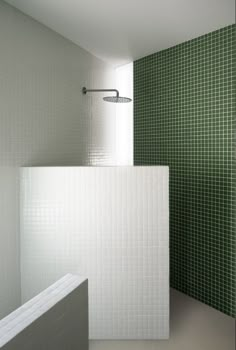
left=20, top=166, right=169, bottom=339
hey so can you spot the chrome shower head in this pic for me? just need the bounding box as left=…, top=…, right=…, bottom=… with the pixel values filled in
left=82, top=87, right=132, bottom=103
left=103, top=96, right=132, bottom=103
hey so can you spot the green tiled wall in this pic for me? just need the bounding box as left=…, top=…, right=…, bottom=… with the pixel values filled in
left=134, top=25, right=235, bottom=317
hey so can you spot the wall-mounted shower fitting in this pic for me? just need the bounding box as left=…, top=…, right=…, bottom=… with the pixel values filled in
left=82, top=87, right=132, bottom=103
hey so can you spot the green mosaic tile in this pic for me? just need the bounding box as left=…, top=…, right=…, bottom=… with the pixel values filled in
left=134, top=25, right=236, bottom=317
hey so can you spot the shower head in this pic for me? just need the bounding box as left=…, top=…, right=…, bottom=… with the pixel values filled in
left=103, top=96, right=132, bottom=103
left=82, top=87, right=132, bottom=103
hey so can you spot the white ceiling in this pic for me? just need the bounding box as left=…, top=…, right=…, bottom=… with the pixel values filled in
left=5, top=0, right=235, bottom=67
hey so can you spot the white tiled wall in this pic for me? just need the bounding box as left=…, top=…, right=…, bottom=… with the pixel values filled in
left=0, top=1, right=122, bottom=319
left=20, top=166, right=169, bottom=339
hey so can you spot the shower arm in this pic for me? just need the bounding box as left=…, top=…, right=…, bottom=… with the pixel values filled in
left=82, top=87, right=119, bottom=97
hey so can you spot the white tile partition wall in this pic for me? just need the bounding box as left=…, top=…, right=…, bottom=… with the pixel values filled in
left=0, top=274, right=88, bottom=350
left=20, top=166, right=169, bottom=339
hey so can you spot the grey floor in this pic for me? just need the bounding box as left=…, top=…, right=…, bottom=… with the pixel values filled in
left=90, top=289, right=235, bottom=350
